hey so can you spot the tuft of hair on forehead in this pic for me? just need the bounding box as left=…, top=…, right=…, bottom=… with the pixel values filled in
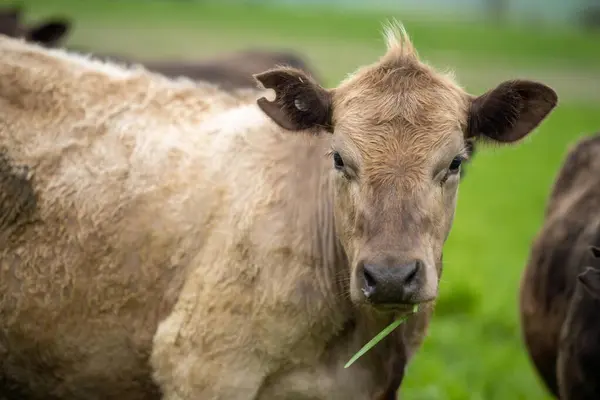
left=381, top=19, right=418, bottom=61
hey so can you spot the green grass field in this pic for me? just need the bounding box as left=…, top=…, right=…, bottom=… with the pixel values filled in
left=18, top=0, right=600, bottom=398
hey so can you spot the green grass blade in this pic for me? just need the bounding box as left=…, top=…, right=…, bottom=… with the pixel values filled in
left=344, top=305, right=419, bottom=369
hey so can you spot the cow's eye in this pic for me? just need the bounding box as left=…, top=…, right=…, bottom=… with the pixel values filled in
left=448, top=156, right=463, bottom=173
left=333, top=152, right=344, bottom=170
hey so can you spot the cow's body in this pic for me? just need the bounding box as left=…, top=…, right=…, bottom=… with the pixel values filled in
left=520, top=133, right=600, bottom=398
left=0, top=23, right=557, bottom=399
left=0, top=35, right=425, bottom=400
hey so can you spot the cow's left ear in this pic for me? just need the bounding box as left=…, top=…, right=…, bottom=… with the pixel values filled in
left=254, top=67, right=333, bottom=132
left=26, top=18, right=71, bottom=46
left=467, top=80, right=558, bottom=143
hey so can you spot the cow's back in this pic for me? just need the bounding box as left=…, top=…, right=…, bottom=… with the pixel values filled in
left=0, top=36, right=258, bottom=399
left=519, top=132, right=600, bottom=397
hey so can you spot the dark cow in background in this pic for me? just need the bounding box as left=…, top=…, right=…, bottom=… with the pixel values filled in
left=557, top=246, right=600, bottom=400
left=0, top=5, right=322, bottom=90
left=82, top=47, right=323, bottom=91
left=0, top=5, right=70, bottom=47
left=520, top=132, right=600, bottom=399
left=139, top=50, right=322, bottom=91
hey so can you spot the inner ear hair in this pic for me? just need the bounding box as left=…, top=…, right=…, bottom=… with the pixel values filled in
left=254, top=67, right=333, bottom=133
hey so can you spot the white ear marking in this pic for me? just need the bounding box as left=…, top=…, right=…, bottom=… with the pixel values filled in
left=294, top=98, right=309, bottom=112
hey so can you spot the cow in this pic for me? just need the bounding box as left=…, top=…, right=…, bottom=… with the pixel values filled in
left=520, top=132, right=600, bottom=399
left=557, top=246, right=600, bottom=400
left=0, top=22, right=557, bottom=400
left=0, top=5, right=70, bottom=47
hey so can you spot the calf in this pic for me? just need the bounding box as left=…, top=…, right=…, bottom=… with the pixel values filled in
left=557, top=246, right=600, bottom=400
left=0, top=23, right=556, bottom=400
left=520, top=132, right=600, bottom=398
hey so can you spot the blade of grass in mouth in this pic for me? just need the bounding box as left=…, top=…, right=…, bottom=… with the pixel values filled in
left=344, top=305, right=419, bottom=369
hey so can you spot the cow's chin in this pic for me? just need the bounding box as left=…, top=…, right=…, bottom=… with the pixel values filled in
left=367, top=302, right=419, bottom=318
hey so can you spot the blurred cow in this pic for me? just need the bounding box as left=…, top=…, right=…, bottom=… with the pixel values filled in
left=0, top=24, right=556, bottom=399
left=520, top=132, right=600, bottom=399
left=0, top=5, right=322, bottom=89
left=557, top=246, right=600, bottom=400
left=86, top=48, right=323, bottom=91
left=0, top=5, right=70, bottom=47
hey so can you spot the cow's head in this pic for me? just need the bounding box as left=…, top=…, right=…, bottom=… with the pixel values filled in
left=254, top=22, right=557, bottom=313
left=0, top=6, right=71, bottom=47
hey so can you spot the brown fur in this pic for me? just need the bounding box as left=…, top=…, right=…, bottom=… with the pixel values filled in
left=140, top=50, right=322, bottom=91
left=0, top=23, right=556, bottom=400
left=519, top=132, right=600, bottom=399
left=557, top=247, right=600, bottom=400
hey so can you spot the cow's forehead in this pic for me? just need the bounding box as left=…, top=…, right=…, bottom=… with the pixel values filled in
left=331, top=69, right=468, bottom=165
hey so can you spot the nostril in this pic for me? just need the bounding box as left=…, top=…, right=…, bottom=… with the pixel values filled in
left=404, top=261, right=420, bottom=284
left=362, top=265, right=377, bottom=297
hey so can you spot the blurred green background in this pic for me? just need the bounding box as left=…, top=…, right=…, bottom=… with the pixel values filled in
left=13, top=0, right=600, bottom=398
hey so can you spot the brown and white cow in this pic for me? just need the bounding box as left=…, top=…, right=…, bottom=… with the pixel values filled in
left=557, top=246, right=600, bottom=400
left=0, top=23, right=556, bottom=400
left=520, top=132, right=600, bottom=399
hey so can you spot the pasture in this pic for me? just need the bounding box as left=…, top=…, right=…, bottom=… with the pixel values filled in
left=17, top=0, right=600, bottom=398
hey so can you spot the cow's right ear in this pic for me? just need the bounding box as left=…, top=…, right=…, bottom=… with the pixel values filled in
left=466, top=80, right=557, bottom=143
left=254, top=67, right=333, bottom=132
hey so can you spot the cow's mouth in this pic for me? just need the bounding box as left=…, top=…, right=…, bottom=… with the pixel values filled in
left=370, top=302, right=417, bottom=314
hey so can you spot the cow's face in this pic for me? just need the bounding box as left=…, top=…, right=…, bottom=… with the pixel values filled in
left=255, top=23, right=557, bottom=313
